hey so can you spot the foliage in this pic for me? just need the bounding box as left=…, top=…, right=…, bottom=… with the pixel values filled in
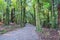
left=0, top=0, right=59, bottom=31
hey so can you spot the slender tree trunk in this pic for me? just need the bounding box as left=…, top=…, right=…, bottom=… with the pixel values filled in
left=5, top=7, right=10, bottom=25
left=20, top=0, right=26, bottom=27
left=4, top=0, right=11, bottom=25
left=11, top=8, right=15, bottom=23
left=22, top=0, right=26, bottom=26
left=3, top=11, right=6, bottom=25
left=20, top=0, right=23, bottom=27
left=51, top=0, right=57, bottom=29
left=51, top=0, right=55, bottom=28
left=35, top=0, right=42, bottom=32
left=58, top=4, right=60, bottom=29
left=2, top=11, right=3, bottom=23
left=33, top=5, right=36, bottom=25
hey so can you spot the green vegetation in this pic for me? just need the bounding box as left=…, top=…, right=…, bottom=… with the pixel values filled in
left=0, top=0, right=59, bottom=32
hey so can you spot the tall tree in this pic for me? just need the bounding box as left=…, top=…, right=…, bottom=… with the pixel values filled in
left=5, top=6, right=10, bottom=25
left=4, top=0, right=11, bottom=25
left=11, top=7, right=15, bottom=23
left=51, top=0, right=57, bottom=28
left=20, top=0, right=26, bottom=27
left=35, top=0, right=42, bottom=32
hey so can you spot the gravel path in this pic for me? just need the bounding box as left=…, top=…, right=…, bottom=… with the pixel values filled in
left=0, top=23, right=39, bottom=40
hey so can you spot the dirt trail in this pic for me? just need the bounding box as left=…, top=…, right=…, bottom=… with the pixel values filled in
left=0, top=23, right=39, bottom=40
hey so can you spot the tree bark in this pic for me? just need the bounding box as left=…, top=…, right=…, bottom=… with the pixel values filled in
left=35, top=0, right=42, bottom=32
left=11, top=8, right=15, bottom=23
left=5, top=7, right=10, bottom=25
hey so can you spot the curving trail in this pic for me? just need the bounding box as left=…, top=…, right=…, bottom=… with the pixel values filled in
left=0, top=23, right=39, bottom=40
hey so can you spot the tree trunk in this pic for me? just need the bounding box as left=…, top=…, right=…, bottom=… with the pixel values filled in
left=20, top=0, right=26, bottom=27
left=58, top=4, right=60, bottom=29
left=5, top=7, right=10, bottom=25
left=33, top=5, right=36, bottom=25
left=11, top=8, right=15, bottom=23
left=35, top=0, right=42, bottom=32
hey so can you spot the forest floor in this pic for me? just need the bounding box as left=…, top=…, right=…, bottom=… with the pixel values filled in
left=0, top=22, right=21, bottom=34
left=0, top=23, right=39, bottom=40
left=0, top=23, right=60, bottom=40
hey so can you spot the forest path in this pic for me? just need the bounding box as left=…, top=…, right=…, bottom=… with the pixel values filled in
left=0, top=23, right=39, bottom=40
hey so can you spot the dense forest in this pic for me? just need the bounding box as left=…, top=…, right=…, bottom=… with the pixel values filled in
left=0, top=0, right=60, bottom=40
left=0, top=0, right=60, bottom=32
